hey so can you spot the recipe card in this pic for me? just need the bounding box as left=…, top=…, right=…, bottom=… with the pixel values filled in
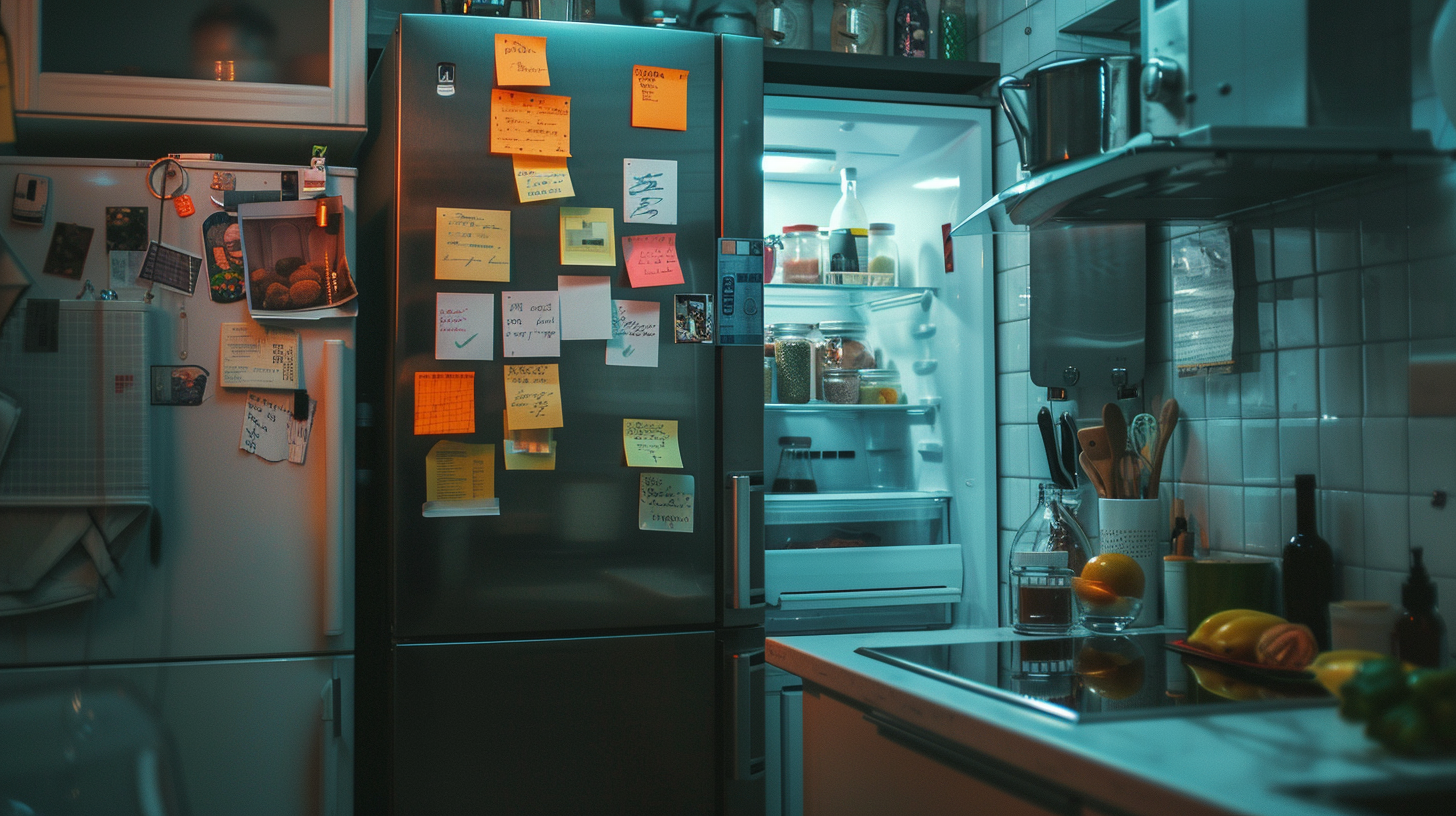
left=504, top=363, right=563, bottom=430
left=495, top=34, right=549, bottom=86
left=436, top=208, right=511, bottom=282
left=623, top=158, right=677, bottom=225
left=426, top=440, right=496, bottom=502
left=622, top=233, right=684, bottom=288
left=513, top=155, right=575, bottom=203
left=623, top=419, right=683, bottom=468
left=606, top=299, right=660, bottom=368
left=491, top=89, right=571, bottom=157
left=436, top=292, right=494, bottom=360
left=240, top=391, right=315, bottom=464
left=220, top=322, right=301, bottom=389
left=639, top=473, right=694, bottom=532
left=502, top=291, right=560, bottom=357
left=559, top=207, right=616, bottom=266
left=631, top=65, right=688, bottom=131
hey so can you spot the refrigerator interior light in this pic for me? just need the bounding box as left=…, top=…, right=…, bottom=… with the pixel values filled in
left=912, top=177, right=961, bottom=190
left=762, top=148, right=837, bottom=175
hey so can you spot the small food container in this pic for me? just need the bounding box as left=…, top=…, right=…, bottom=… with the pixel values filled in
left=779, top=225, right=821, bottom=284
left=771, top=322, right=815, bottom=404
left=857, top=368, right=901, bottom=404
left=821, top=368, right=860, bottom=404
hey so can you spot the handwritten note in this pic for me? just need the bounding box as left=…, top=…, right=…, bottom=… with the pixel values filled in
left=414, top=371, right=475, bottom=435
left=504, top=364, right=563, bottom=430
left=436, top=292, right=494, bottom=361
left=558, top=275, right=612, bottom=340
left=639, top=473, right=694, bottom=532
left=436, top=208, right=511, bottom=282
left=623, top=233, right=684, bottom=288
left=240, top=391, right=315, bottom=464
left=606, top=299, right=660, bottom=368
left=623, top=159, right=678, bottom=225
left=632, top=65, right=688, bottom=131
left=491, top=89, right=571, bottom=157
left=513, top=155, right=575, bottom=203
left=495, top=34, right=549, bottom=86
left=426, top=441, right=495, bottom=502
left=560, top=207, right=616, bottom=266
left=502, top=291, right=560, bottom=357
left=624, top=419, right=683, bottom=468
left=219, top=323, right=301, bottom=389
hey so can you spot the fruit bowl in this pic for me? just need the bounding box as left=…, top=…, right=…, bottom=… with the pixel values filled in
left=1072, top=553, right=1145, bottom=633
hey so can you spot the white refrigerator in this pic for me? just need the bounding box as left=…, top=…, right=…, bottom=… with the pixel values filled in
left=0, top=157, right=354, bottom=816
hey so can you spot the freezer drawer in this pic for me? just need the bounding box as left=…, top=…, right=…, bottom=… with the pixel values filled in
left=0, top=655, right=352, bottom=816
left=393, top=631, right=718, bottom=816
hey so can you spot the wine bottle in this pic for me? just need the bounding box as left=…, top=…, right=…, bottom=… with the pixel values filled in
left=893, top=0, right=930, bottom=57
left=1281, top=474, right=1335, bottom=649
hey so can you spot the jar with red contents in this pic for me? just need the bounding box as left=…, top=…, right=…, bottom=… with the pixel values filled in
left=779, top=224, right=821, bottom=284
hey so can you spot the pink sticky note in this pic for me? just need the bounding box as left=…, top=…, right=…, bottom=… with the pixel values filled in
left=622, top=233, right=684, bottom=288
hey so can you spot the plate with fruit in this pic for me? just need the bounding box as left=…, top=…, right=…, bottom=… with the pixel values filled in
left=1167, top=608, right=1321, bottom=681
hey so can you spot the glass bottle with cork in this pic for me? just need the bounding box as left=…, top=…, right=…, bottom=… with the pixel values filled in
left=1282, top=474, right=1335, bottom=650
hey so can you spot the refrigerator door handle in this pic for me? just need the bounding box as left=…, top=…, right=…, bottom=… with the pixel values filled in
left=728, top=472, right=764, bottom=610
left=323, top=339, right=351, bottom=637
left=729, top=647, right=766, bottom=781
left=320, top=673, right=342, bottom=816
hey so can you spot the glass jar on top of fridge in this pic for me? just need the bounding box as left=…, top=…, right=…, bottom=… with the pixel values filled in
left=755, top=0, right=811, bottom=48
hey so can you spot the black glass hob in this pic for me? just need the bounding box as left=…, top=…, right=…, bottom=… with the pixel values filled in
left=856, top=632, right=1334, bottom=723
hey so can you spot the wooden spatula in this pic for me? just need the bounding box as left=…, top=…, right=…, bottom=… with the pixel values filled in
left=1147, top=398, right=1180, bottom=499
left=1102, top=403, right=1130, bottom=499
left=1077, top=425, right=1114, bottom=498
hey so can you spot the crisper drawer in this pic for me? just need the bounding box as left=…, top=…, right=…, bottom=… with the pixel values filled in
left=764, top=493, right=961, bottom=609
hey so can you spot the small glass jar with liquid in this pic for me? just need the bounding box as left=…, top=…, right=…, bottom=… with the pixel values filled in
left=1010, top=550, right=1075, bottom=635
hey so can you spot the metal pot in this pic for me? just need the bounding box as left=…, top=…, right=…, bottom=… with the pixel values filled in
left=998, top=55, right=1140, bottom=174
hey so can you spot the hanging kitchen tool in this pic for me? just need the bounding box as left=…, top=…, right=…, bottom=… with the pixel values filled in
left=1146, top=398, right=1179, bottom=499
left=1130, top=412, right=1157, bottom=473
left=1036, top=406, right=1073, bottom=489
left=1058, top=412, right=1080, bottom=489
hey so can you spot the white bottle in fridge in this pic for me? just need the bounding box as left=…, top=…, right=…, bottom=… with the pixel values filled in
left=827, top=167, right=868, bottom=284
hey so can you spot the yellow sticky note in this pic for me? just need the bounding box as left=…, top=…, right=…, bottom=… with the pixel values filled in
left=426, top=441, right=495, bottom=501
left=560, top=207, right=616, bottom=266
left=631, top=65, right=688, bottom=131
left=491, top=89, right=571, bottom=157
left=495, top=34, right=549, bottom=86
left=414, top=371, right=475, bottom=435
left=623, top=419, right=683, bottom=468
left=639, top=473, right=694, bottom=533
left=512, top=155, right=575, bottom=203
left=504, top=363, right=563, bottom=430
left=436, top=208, right=510, bottom=281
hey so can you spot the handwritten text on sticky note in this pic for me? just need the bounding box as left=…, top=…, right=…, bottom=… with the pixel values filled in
left=606, top=299, right=660, bottom=368
left=504, top=364, right=563, bottom=430
left=495, top=34, right=549, bottom=86
left=623, top=233, right=684, bottom=288
left=639, top=473, right=694, bottom=532
left=624, top=158, right=678, bottom=225
left=491, top=89, right=571, bottom=157
left=513, top=155, right=574, bottom=203
left=502, top=291, right=560, bottom=357
left=624, top=419, right=683, bottom=468
left=436, top=292, right=494, bottom=361
left=632, top=65, right=688, bottom=131
left=414, top=371, right=475, bottom=435
left=241, top=391, right=315, bottom=464
left=436, top=208, right=510, bottom=282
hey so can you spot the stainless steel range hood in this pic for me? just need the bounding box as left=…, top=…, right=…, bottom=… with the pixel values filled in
left=954, top=126, right=1454, bottom=235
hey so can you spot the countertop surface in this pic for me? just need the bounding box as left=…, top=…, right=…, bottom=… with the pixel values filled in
left=767, top=627, right=1456, bottom=816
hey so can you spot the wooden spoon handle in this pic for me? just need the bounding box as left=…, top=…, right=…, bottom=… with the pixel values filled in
left=1102, top=403, right=1129, bottom=499
left=1080, top=450, right=1108, bottom=498
left=1147, top=398, right=1180, bottom=499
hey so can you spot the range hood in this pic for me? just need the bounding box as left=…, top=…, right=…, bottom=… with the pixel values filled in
left=954, top=125, right=1455, bottom=235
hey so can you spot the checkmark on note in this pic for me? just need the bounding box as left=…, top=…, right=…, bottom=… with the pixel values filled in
left=456, top=333, right=479, bottom=348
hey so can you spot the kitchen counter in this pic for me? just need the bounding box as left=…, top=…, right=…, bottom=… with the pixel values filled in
left=767, top=628, right=1456, bottom=816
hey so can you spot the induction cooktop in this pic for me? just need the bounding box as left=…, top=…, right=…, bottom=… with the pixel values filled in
left=856, top=632, right=1334, bottom=723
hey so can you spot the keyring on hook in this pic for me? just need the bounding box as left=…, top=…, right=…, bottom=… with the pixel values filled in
left=147, top=157, right=190, bottom=201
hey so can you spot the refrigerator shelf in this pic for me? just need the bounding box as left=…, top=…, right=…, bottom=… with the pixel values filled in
left=764, top=491, right=950, bottom=504
left=765, top=403, right=933, bottom=415
left=765, top=283, right=937, bottom=308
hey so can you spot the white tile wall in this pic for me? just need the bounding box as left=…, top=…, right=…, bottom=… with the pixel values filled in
left=990, top=0, right=1456, bottom=625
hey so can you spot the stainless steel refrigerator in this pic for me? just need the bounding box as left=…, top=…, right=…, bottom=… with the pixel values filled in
left=359, top=15, right=765, bottom=815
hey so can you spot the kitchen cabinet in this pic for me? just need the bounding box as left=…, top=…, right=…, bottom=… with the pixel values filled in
left=801, top=685, right=1078, bottom=816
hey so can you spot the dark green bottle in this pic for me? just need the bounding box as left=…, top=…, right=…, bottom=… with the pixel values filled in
left=1282, top=474, right=1334, bottom=649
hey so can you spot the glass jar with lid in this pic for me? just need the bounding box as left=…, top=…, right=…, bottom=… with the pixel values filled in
left=756, top=0, right=812, bottom=49
left=857, top=369, right=901, bottom=404
left=815, top=320, right=874, bottom=398
left=831, top=0, right=887, bottom=54
left=779, top=225, right=821, bottom=284
left=821, top=369, right=861, bottom=404
left=866, top=223, right=898, bottom=286
left=771, top=323, right=815, bottom=404
left=1010, top=550, right=1075, bottom=635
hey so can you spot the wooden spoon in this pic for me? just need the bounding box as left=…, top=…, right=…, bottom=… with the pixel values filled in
left=1079, top=450, right=1108, bottom=498
left=1147, top=398, right=1180, bottom=499
left=1102, top=403, right=1129, bottom=499
left=1077, top=425, right=1114, bottom=498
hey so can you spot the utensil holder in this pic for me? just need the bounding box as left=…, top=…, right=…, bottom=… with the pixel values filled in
left=1096, top=498, right=1162, bottom=628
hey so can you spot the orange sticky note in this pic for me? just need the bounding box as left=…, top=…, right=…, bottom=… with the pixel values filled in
left=414, top=371, right=476, bottom=435
left=495, top=34, right=549, bottom=86
left=504, top=364, right=564, bottom=430
left=622, top=233, right=685, bottom=288
left=491, top=89, right=571, bottom=157
left=631, top=65, right=688, bottom=131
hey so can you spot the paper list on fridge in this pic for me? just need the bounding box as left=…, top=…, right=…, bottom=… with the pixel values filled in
left=503, top=364, right=563, bottom=430
left=436, top=208, right=510, bottom=282
left=606, top=299, right=660, bottom=367
left=559, top=207, right=616, bottom=266
left=240, top=391, right=315, bottom=464
left=513, top=155, right=574, bottom=203
left=631, top=65, right=688, bottom=131
left=502, top=291, right=560, bottom=357
left=622, top=233, right=684, bottom=288
left=639, top=473, right=693, bottom=532
left=219, top=322, right=301, bottom=389
left=414, top=371, right=475, bottom=435
left=623, top=158, right=678, bottom=225
left=491, top=89, right=571, bottom=157
left=623, top=419, right=683, bottom=468
left=558, top=275, right=613, bottom=340
left=436, top=292, right=494, bottom=360
left=495, top=34, right=549, bottom=86
left=426, top=441, right=496, bottom=502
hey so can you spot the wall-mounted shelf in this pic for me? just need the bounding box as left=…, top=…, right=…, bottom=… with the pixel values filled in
left=954, top=127, right=1456, bottom=235
left=763, top=48, right=999, bottom=97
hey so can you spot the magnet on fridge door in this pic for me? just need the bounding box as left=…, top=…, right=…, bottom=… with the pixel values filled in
left=673, top=293, right=713, bottom=344
left=11, top=174, right=49, bottom=225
